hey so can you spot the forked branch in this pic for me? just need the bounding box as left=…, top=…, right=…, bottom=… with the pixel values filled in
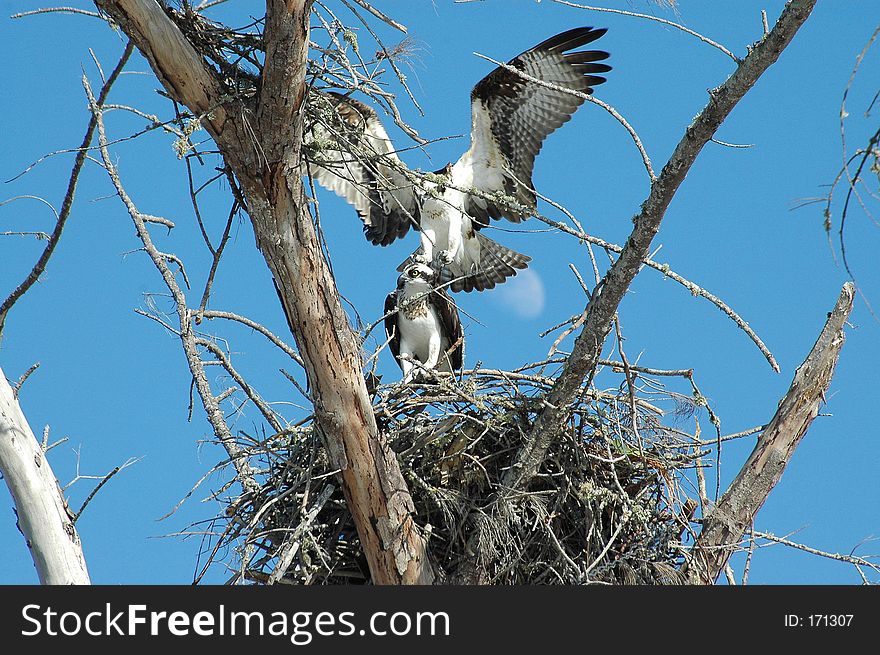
left=92, top=0, right=434, bottom=584
left=0, top=42, right=133, bottom=337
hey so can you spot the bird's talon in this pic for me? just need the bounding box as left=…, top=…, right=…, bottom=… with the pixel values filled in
left=436, top=250, right=454, bottom=265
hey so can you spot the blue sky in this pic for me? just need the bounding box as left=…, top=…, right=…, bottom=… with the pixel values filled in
left=1, top=0, right=878, bottom=584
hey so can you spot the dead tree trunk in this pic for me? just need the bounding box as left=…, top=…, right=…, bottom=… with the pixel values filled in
left=93, top=0, right=432, bottom=584
left=683, top=282, right=855, bottom=584
left=0, top=367, right=90, bottom=584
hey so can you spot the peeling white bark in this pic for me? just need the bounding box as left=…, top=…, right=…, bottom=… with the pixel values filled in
left=0, top=367, right=90, bottom=584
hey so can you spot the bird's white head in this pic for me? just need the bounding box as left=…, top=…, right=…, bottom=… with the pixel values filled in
left=397, top=262, right=437, bottom=297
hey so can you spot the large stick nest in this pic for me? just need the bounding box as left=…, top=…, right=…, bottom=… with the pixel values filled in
left=216, top=365, right=701, bottom=585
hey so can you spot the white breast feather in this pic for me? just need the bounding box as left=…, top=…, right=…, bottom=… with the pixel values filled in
left=398, top=304, right=443, bottom=363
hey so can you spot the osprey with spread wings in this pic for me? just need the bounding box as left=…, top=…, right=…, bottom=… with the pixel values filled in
left=303, top=27, right=610, bottom=293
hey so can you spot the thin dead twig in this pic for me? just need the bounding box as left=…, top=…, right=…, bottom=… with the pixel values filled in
left=86, top=72, right=260, bottom=496
left=0, top=42, right=134, bottom=336
left=551, top=0, right=740, bottom=63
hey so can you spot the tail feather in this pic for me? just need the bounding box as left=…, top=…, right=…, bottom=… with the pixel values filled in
left=440, top=234, right=531, bottom=293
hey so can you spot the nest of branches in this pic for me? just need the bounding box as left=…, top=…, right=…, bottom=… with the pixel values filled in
left=213, top=363, right=701, bottom=585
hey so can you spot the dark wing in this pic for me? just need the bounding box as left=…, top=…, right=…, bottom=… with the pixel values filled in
left=431, top=288, right=464, bottom=370
left=303, top=91, right=419, bottom=246
left=453, top=27, right=610, bottom=224
left=383, top=291, right=402, bottom=371
left=439, top=232, right=531, bottom=293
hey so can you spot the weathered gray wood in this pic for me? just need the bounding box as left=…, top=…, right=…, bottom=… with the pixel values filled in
left=0, top=367, right=90, bottom=584
left=683, top=282, right=855, bottom=584
left=93, top=0, right=433, bottom=584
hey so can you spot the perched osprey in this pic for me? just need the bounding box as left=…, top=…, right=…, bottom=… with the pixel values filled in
left=304, top=27, right=610, bottom=292
left=384, top=262, right=464, bottom=381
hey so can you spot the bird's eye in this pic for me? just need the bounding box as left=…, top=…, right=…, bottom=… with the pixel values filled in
left=408, top=269, right=420, bottom=278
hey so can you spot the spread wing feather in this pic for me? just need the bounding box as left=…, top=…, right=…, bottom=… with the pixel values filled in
left=436, top=234, right=531, bottom=293
left=456, top=27, right=610, bottom=224
left=303, top=92, right=419, bottom=246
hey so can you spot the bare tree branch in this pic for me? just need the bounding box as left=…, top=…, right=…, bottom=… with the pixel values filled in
left=0, top=42, right=133, bottom=337
left=683, top=282, right=855, bottom=584
left=12, top=7, right=104, bottom=20
left=0, top=366, right=91, bottom=584
left=751, top=530, right=880, bottom=581
left=199, top=310, right=304, bottom=366
left=531, top=213, right=779, bottom=371
left=347, top=0, right=407, bottom=33
left=86, top=74, right=262, bottom=497
left=551, top=0, right=740, bottom=63
left=92, top=1, right=231, bottom=136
